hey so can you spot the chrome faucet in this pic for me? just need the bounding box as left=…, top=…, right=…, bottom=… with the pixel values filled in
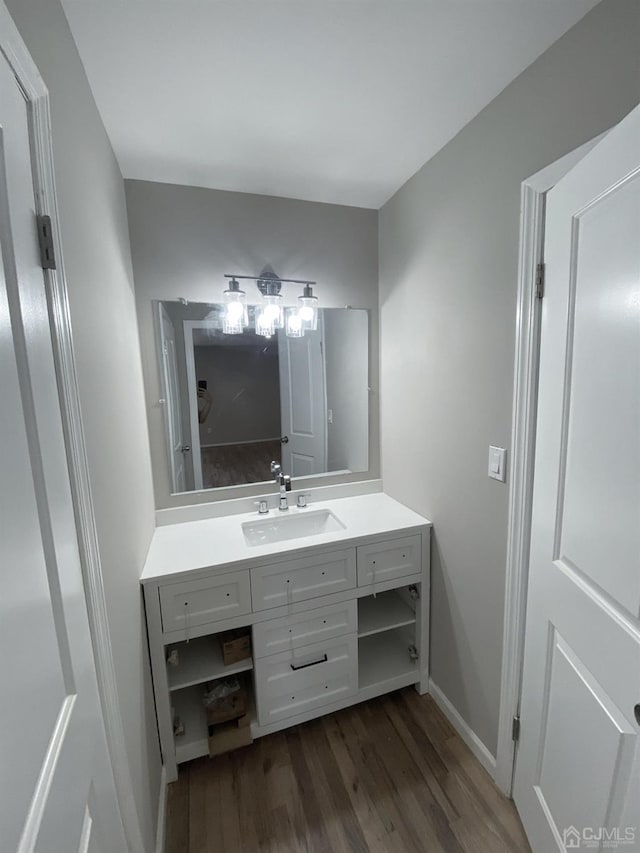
left=270, top=461, right=292, bottom=511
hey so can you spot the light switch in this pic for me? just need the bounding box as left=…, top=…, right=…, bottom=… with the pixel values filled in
left=488, top=446, right=506, bottom=482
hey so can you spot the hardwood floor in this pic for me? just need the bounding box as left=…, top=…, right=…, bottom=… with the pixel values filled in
left=165, top=689, right=530, bottom=853
left=201, top=441, right=281, bottom=488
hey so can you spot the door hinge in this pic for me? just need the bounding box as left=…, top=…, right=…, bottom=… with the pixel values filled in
left=512, top=715, right=521, bottom=742
left=36, top=214, right=56, bottom=270
left=535, top=263, right=545, bottom=299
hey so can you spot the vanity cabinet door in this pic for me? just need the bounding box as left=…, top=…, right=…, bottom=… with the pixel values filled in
left=255, top=634, right=358, bottom=726
left=159, top=571, right=251, bottom=634
left=251, top=549, right=356, bottom=611
left=357, top=535, right=422, bottom=587
left=253, top=600, right=357, bottom=659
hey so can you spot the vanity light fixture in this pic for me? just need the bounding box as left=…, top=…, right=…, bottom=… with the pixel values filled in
left=284, top=307, right=304, bottom=337
left=222, top=277, right=248, bottom=334
left=222, top=272, right=319, bottom=338
left=297, top=283, right=318, bottom=331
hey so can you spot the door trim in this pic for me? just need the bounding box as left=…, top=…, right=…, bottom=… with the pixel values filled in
left=184, top=318, right=217, bottom=491
left=0, top=6, right=145, bottom=850
left=495, top=131, right=610, bottom=795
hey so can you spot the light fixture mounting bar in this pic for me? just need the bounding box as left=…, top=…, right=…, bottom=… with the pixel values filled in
left=224, top=274, right=316, bottom=286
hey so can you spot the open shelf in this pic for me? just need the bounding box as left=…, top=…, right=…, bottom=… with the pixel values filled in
left=172, top=675, right=257, bottom=765
left=166, top=634, right=253, bottom=692
left=357, top=589, right=416, bottom=638
left=358, top=626, right=418, bottom=691
left=172, top=684, right=209, bottom=764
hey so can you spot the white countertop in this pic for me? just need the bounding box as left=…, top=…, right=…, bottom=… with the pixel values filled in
left=140, top=492, right=430, bottom=583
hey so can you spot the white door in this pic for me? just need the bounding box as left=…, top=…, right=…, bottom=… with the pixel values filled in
left=158, top=303, right=186, bottom=492
left=277, top=318, right=327, bottom=477
left=0, top=48, right=126, bottom=853
left=513, top=105, right=640, bottom=852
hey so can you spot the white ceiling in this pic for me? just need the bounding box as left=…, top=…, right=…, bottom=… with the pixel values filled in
left=62, top=1, right=599, bottom=209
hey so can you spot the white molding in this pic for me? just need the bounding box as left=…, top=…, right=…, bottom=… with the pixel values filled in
left=495, top=130, right=611, bottom=796
left=428, top=680, right=496, bottom=778
left=494, top=180, right=545, bottom=795
left=0, top=6, right=146, bottom=851
left=155, top=767, right=167, bottom=853
left=183, top=318, right=213, bottom=490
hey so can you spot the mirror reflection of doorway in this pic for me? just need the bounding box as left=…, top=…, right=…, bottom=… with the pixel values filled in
left=156, top=301, right=369, bottom=494
left=191, top=330, right=282, bottom=488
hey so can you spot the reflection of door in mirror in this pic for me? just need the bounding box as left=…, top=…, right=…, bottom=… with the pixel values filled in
left=278, top=315, right=327, bottom=477
left=154, top=301, right=369, bottom=494
left=158, top=304, right=187, bottom=492
left=185, top=318, right=283, bottom=489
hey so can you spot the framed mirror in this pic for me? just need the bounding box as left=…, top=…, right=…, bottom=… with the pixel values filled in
left=155, top=300, right=369, bottom=493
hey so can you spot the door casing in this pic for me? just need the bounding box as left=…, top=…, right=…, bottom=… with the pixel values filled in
left=495, top=130, right=610, bottom=795
left=0, top=4, right=146, bottom=849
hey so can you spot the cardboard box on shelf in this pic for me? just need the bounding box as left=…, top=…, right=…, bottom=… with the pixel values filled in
left=207, top=713, right=252, bottom=757
left=204, top=685, right=248, bottom=725
left=219, top=628, right=251, bottom=665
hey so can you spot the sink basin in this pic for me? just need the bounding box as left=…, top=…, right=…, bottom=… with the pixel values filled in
left=242, top=509, right=346, bottom=547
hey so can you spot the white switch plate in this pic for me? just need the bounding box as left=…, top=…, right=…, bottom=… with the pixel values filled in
left=488, top=446, right=506, bottom=482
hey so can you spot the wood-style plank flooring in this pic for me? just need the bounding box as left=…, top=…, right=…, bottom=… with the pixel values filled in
left=165, top=689, right=530, bottom=853
left=201, top=441, right=281, bottom=488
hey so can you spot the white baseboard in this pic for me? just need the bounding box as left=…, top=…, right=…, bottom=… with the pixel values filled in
left=429, top=679, right=497, bottom=778
left=155, top=766, right=167, bottom=853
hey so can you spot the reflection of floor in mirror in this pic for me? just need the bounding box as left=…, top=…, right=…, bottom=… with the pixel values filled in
left=201, top=440, right=281, bottom=488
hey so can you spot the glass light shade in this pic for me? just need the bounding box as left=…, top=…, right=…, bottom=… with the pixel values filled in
left=255, top=309, right=275, bottom=338
left=298, top=294, right=318, bottom=331
left=222, top=281, right=248, bottom=334
left=259, top=293, right=283, bottom=329
left=285, top=307, right=304, bottom=338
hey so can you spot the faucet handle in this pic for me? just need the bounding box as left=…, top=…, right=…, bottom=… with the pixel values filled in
left=254, top=500, right=269, bottom=514
left=297, top=493, right=311, bottom=508
left=270, top=461, right=282, bottom=480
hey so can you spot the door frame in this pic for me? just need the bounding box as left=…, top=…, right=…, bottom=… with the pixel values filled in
left=0, top=6, right=145, bottom=850
left=495, top=131, right=610, bottom=795
left=183, top=318, right=219, bottom=490
left=155, top=302, right=186, bottom=493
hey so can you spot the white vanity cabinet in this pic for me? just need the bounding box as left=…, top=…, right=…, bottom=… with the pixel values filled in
left=141, top=494, right=431, bottom=782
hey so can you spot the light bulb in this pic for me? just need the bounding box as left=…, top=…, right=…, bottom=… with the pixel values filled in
left=285, top=307, right=304, bottom=337
left=264, top=304, right=280, bottom=322
left=299, top=305, right=314, bottom=322
left=226, top=301, right=244, bottom=320
left=255, top=311, right=274, bottom=338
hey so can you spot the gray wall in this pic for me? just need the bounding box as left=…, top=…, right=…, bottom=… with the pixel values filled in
left=324, top=310, right=369, bottom=472
left=379, top=0, right=640, bottom=756
left=6, top=1, right=161, bottom=849
left=126, top=180, right=379, bottom=507
left=194, top=345, right=281, bottom=445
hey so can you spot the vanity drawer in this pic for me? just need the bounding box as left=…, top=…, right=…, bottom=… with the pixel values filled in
left=251, top=549, right=356, bottom=611
left=357, top=535, right=422, bottom=587
left=159, top=571, right=251, bottom=634
left=255, top=635, right=358, bottom=726
left=253, top=600, right=357, bottom=659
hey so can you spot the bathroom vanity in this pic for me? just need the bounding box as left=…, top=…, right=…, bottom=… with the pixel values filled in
left=141, top=491, right=431, bottom=781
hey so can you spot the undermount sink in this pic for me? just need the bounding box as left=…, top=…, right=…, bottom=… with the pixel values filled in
left=242, top=508, right=346, bottom=547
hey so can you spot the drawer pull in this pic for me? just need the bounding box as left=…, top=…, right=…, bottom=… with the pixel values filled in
left=290, top=653, right=328, bottom=671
